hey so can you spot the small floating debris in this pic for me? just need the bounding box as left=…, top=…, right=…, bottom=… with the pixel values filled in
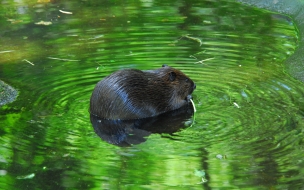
left=198, top=177, right=208, bottom=184
left=35, top=21, right=52, bottom=25
left=16, top=173, right=35, bottom=179
left=189, top=55, right=214, bottom=64
left=7, top=19, right=23, bottom=24
left=0, top=50, right=15, bottom=54
left=216, top=154, right=223, bottom=159
left=216, top=154, right=227, bottom=159
left=47, top=57, right=80, bottom=62
left=59, top=10, right=73, bottom=14
left=22, top=59, right=34, bottom=66
left=0, top=170, right=7, bottom=176
left=179, top=34, right=203, bottom=46
left=195, top=57, right=215, bottom=64
left=233, top=102, right=240, bottom=108
left=194, top=169, right=205, bottom=177
left=194, top=169, right=208, bottom=184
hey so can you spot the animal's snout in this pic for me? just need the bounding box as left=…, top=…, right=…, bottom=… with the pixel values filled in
left=188, top=83, right=196, bottom=95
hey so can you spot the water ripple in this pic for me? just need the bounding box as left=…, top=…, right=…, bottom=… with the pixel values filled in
left=0, top=1, right=303, bottom=189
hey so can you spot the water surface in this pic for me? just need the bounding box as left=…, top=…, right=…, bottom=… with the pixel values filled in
left=0, top=0, right=303, bottom=189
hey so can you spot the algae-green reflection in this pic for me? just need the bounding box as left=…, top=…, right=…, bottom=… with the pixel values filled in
left=0, top=0, right=303, bottom=189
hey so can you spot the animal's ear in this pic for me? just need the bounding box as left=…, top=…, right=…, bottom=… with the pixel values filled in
left=169, top=72, right=176, bottom=81
left=162, top=64, right=168, bottom=67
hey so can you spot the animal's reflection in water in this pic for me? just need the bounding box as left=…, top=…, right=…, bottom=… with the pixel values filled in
left=90, top=105, right=194, bottom=146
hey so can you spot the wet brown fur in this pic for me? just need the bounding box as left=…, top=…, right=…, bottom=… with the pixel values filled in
left=90, top=65, right=195, bottom=120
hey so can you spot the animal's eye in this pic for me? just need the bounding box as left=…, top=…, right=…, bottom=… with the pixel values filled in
left=162, top=64, right=168, bottom=67
left=185, top=78, right=189, bottom=82
left=169, top=72, right=176, bottom=81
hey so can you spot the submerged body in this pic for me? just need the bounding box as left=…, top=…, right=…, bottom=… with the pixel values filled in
left=90, top=65, right=196, bottom=120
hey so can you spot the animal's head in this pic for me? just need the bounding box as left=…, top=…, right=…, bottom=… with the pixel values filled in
left=151, top=65, right=196, bottom=103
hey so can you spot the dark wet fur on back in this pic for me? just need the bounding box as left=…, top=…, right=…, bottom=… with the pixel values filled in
left=90, top=66, right=195, bottom=120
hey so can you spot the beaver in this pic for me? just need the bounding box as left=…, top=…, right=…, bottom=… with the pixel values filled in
left=89, top=65, right=196, bottom=120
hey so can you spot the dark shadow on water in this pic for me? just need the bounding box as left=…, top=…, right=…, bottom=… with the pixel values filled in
left=90, top=104, right=194, bottom=146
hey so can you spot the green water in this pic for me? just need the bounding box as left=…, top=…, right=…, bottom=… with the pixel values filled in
left=0, top=0, right=303, bottom=189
